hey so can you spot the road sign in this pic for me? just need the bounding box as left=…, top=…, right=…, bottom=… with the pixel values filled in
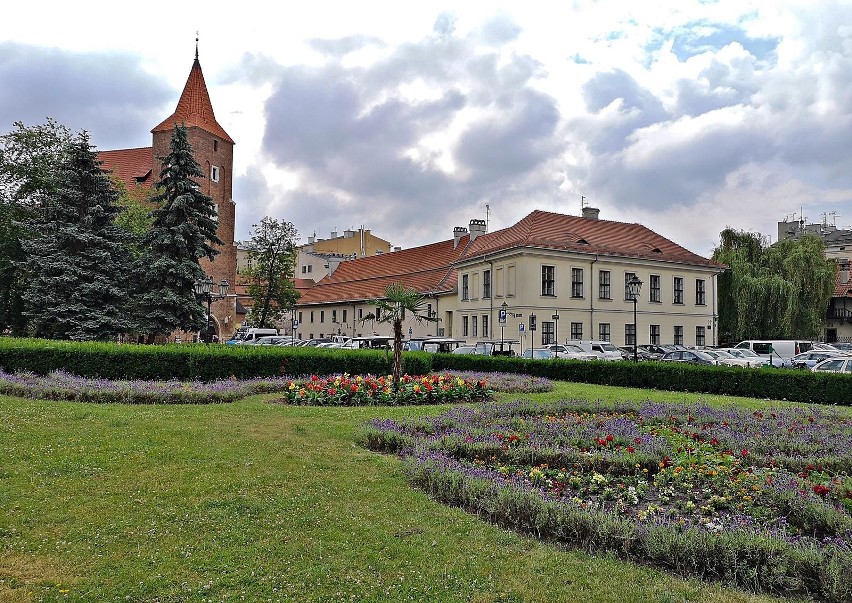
left=528, top=314, right=537, bottom=331
left=518, top=323, right=525, bottom=333
left=498, top=309, right=507, bottom=323
left=292, top=320, right=299, bottom=328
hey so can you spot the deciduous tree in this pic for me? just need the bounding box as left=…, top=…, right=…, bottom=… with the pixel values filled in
left=241, top=217, right=300, bottom=328
left=713, top=228, right=835, bottom=342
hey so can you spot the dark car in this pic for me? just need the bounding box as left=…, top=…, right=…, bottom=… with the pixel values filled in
left=660, top=350, right=716, bottom=365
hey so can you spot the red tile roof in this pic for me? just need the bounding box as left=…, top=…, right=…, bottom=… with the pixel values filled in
left=834, top=262, right=852, bottom=297
left=97, top=147, right=153, bottom=190
left=462, top=210, right=726, bottom=268
left=298, top=238, right=469, bottom=305
left=151, top=57, right=234, bottom=143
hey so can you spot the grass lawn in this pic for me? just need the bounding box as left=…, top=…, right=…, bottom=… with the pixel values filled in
left=0, top=381, right=824, bottom=603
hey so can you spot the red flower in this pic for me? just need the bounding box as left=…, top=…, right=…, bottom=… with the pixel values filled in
left=627, top=446, right=635, bottom=453
left=813, top=484, right=830, bottom=497
left=741, top=449, right=749, bottom=457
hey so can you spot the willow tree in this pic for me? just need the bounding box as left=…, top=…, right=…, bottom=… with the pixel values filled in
left=713, top=228, right=835, bottom=342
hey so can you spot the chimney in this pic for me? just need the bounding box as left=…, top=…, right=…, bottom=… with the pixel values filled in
left=842, top=260, right=850, bottom=285
left=582, top=206, right=600, bottom=220
left=307, top=235, right=315, bottom=244
left=453, top=226, right=468, bottom=249
left=344, top=229, right=354, bottom=238
left=330, top=230, right=338, bottom=239
left=468, top=219, right=487, bottom=242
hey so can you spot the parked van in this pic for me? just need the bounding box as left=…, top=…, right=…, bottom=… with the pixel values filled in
left=566, top=340, right=624, bottom=361
left=734, top=340, right=813, bottom=366
left=226, top=327, right=279, bottom=344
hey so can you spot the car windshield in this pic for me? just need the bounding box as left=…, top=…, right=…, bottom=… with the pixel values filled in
left=600, top=343, right=619, bottom=352
left=565, top=344, right=585, bottom=353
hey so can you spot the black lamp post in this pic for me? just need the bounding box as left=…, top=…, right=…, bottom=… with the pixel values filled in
left=626, top=275, right=643, bottom=362
left=194, top=276, right=229, bottom=343
left=500, top=301, right=508, bottom=350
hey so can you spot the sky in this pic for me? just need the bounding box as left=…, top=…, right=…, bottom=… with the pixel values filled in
left=2, top=0, right=852, bottom=257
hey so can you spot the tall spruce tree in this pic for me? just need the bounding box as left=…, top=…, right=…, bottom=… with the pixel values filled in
left=134, top=124, right=222, bottom=340
left=19, top=131, right=132, bottom=340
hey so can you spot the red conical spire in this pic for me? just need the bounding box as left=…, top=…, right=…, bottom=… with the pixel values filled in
left=151, top=47, right=234, bottom=143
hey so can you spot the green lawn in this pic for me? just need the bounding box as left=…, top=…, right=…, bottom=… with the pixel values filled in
left=0, top=382, right=821, bottom=603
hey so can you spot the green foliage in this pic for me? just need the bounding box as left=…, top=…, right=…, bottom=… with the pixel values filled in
left=134, top=125, right=221, bottom=340
left=240, top=216, right=300, bottom=328
left=713, top=229, right=835, bottom=341
left=111, top=174, right=155, bottom=237
left=19, top=132, right=133, bottom=340
left=0, top=119, right=74, bottom=335
left=364, top=283, right=437, bottom=387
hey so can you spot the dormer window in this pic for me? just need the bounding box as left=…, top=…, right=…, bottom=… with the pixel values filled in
left=213, top=140, right=218, bottom=152
left=211, top=166, right=220, bottom=182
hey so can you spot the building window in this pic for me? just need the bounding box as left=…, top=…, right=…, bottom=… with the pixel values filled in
left=650, top=324, right=660, bottom=345
left=649, top=275, right=661, bottom=303
left=472, top=316, right=478, bottom=337
left=461, top=274, right=469, bottom=301
left=674, top=326, right=684, bottom=346
left=298, top=311, right=303, bottom=323
left=310, top=311, right=314, bottom=323
left=542, top=321, right=555, bottom=345
left=571, top=322, right=583, bottom=340
left=342, top=309, right=347, bottom=323
left=462, top=316, right=469, bottom=337
left=482, top=315, right=489, bottom=338
left=375, top=307, right=382, bottom=320
left=696, top=326, right=706, bottom=347
left=624, top=272, right=637, bottom=300
left=320, top=310, right=325, bottom=323
left=599, top=270, right=611, bottom=299
left=696, top=279, right=706, bottom=305
left=507, top=265, right=516, bottom=296
left=673, top=277, right=684, bottom=304
left=495, top=267, right=503, bottom=297
left=541, top=265, right=555, bottom=296
left=483, top=270, right=491, bottom=298
left=301, top=266, right=307, bottom=274
left=213, top=140, right=218, bottom=152
left=331, top=310, right=337, bottom=323
left=625, top=324, right=636, bottom=346
left=571, top=268, right=584, bottom=298
left=599, top=322, right=611, bottom=342
left=358, top=308, right=363, bottom=320
left=211, top=165, right=220, bottom=182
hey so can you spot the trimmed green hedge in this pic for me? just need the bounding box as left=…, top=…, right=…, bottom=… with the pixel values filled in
left=1, top=337, right=850, bottom=404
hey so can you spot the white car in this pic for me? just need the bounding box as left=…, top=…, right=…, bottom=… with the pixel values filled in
left=784, top=351, right=849, bottom=369
left=703, top=349, right=759, bottom=368
left=716, top=348, right=771, bottom=368
left=811, top=357, right=852, bottom=373
left=521, top=349, right=554, bottom=360
left=546, top=344, right=598, bottom=361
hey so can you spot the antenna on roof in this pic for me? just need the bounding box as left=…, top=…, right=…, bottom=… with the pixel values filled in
left=195, top=32, right=199, bottom=61
left=485, top=204, right=490, bottom=232
left=581, top=195, right=588, bottom=209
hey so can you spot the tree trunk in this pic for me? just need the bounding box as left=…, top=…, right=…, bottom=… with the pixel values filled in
left=392, top=319, right=403, bottom=389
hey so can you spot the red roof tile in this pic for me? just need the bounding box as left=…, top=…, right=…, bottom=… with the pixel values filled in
left=298, top=238, right=468, bottom=305
left=834, top=262, right=852, bottom=297
left=462, top=210, right=726, bottom=268
left=97, top=147, right=153, bottom=190
left=151, top=57, right=234, bottom=143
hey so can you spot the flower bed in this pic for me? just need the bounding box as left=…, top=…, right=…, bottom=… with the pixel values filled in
left=272, top=373, right=492, bottom=406
left=0, top=370, right=295, bottom=404
left=361, top=398, right=852, bottom=601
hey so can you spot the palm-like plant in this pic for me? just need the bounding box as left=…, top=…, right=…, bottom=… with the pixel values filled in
left=362, top=283, right=436, bottom=388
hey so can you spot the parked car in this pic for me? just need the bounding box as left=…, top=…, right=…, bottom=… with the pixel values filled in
left=521, top=349, right=554, bottom=360
left=784, top=351, right=849, bottom=369
left=565, top=340, right=624, bottom=361
left=620, top=346, right=658, bottom=361
left=659, top=350, right=716, bottom=365
left=811, top=357, right=852, bottom=373
left=716, top=348, right=771, bottom=368
left=247, top=335, right=293, bottom=346
left=702, top=349, right=759, bottom=368
left=734, top=340, right=813, bottom=365
left=831, top=342, right=852, bottom=352
left=546, top=344, right=597, bottom=361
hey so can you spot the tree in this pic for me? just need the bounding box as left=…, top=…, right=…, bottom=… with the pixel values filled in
left=133, top=124, right=222, bottom=341
left=241, top=217, right=300, bottom=328
left=0, top=119, right=73, bottom=334
left=19, top=131, right=133, bottom=340
left=362, top=283, right=436, bottom=388
left=712, top=228, right=835, bottom=342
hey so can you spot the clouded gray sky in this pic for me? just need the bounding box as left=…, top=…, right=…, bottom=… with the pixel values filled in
left=3, top=0, right=851, bottom=256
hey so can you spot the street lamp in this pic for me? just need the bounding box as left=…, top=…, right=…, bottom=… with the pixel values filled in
left=194, top=276, right=229, bottom=343
left=626, top=275, right=643, bottom=362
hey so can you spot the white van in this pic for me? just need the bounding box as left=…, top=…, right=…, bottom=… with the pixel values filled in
left=227, top=327, right=279, bottom=345
left=566, top=340, right=624, bottom=361
left=734, top=340, right=813, bottom=365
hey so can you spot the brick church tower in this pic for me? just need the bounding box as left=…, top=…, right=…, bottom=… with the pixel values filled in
left=99, top=46, right=238, bottom=341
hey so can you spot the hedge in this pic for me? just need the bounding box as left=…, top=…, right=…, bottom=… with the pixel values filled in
left=0, top=337, right=850, bottom=405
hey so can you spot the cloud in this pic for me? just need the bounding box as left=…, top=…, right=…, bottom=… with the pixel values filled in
left=0, top=43, right=173, bottom=150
